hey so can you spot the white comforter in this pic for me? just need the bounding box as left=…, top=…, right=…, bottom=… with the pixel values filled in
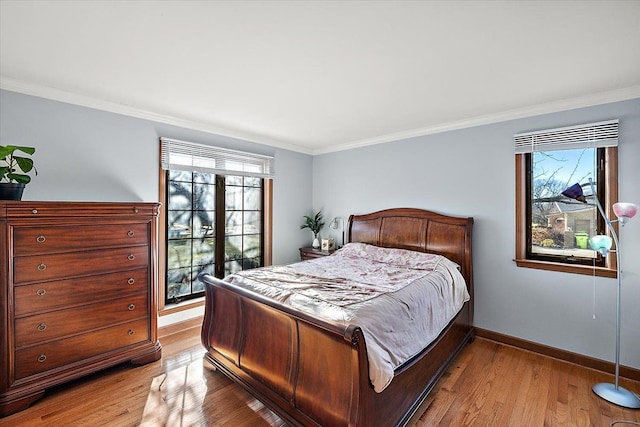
left=223, top=243, right=469, bottom=392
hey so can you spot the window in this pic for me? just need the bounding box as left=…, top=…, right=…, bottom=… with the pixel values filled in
left=515, top=120, right=618, bottom=277
left=159, top=138, right=274, bottom=307
left=165, top=170, right=215, bottom=303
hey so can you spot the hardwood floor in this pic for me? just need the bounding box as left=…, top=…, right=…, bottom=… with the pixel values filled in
left=1, top=328, right=638, bottom=426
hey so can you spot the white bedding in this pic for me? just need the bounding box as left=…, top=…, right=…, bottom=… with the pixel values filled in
left=223, top=243, right=469, bottom=392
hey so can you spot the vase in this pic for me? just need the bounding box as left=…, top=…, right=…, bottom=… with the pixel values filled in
left=312, top=237, right=320, bottom=248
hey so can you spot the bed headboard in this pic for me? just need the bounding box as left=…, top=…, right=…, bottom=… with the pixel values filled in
left=347, top=207, right=474, bottom=293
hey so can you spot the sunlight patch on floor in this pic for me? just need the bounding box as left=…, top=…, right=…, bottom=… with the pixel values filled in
left=140, top=360, right=207, bottom=426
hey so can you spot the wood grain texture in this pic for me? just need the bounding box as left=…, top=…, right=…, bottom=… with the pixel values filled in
left=298, top=246, right=333, bottom=261
left=200, top=207, right=475, bottom=426
left=1, top=330, right=638, bottom=426
left=0, top=201, right=162, bottom=416
left=416, top=338, right=640, bottom=427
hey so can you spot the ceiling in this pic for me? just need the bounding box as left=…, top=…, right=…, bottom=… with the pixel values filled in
left=1, top=1, right=639, bottom=155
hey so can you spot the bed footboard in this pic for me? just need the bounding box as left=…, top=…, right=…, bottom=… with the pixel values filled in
left=200, top=274, right=473, bottom=427
left=200, top=274, right=368, bottom=426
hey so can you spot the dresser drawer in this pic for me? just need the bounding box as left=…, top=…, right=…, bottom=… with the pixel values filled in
left=13, top=223, right=149, bottom=256
left=13, top=246, right=149, bottom=284
left=15, top=293, right=149, bottom=348
left=14, top=269, right=148, bottom=317
left=15, top=318, right=150, bottom=380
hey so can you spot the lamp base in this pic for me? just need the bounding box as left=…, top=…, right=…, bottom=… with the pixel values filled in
left=593, top=382, right=640, bottom=409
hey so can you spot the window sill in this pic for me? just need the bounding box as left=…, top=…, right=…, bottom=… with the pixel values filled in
left=514, top=259, right=617, bottom=278
left=159, top=297, right=205, bottom=316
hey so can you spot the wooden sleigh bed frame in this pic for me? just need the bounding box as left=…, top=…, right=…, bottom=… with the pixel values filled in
left=200, top=208, right=474, bottom=426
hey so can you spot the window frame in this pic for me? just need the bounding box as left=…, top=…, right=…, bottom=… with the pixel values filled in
left=514, top=147, right=618, bottom=278
left=158, top=167, right=273, bottom=312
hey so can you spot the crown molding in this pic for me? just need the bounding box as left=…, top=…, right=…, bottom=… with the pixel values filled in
left=2, top=77, right=637, bottom=157
left=312, top=85, right=640, bottom=155
left=0, top=77, right=313, bottom=155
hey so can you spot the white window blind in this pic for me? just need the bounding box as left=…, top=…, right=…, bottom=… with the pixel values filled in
left=160, top=137, right=275, bottom=178
left=514, top=119, right=618, bottom=153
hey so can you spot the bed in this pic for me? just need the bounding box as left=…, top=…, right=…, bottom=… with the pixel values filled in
left=200, top=208, right=474, bottom=426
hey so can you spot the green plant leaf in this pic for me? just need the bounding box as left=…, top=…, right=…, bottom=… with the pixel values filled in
left=300, top=211, right=324, bottom=235
left=7, top=173, right=31, bottom=184
left=9, top=145, right=35, bottom=156
left=0, top=146, right=13, bottom=159
left=14, top=157, right=34, bottom=174
left=1, top=145, right=36, bottom=183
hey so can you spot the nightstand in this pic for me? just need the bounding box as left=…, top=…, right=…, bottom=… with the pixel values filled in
left=299, top=247, right=334, bottom=261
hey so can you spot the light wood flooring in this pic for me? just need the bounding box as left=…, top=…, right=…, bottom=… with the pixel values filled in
left=1, top=327, right=639, bottom=426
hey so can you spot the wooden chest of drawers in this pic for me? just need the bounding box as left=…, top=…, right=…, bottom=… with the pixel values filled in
left=0, top=201, right=162, bottom=417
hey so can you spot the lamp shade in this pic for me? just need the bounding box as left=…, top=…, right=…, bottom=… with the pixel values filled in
left=561, top=183, right=586, bottom=202
left=612, top=202, right=638, bottom=225
left=589, top=235, right=613, bottom=256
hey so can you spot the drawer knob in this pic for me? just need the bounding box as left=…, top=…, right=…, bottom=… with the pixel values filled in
left=37, top=263, right=47, bottom=271
left=36, top=288, right=46, bottom=296
left=128, top=304, right=136, bottom=311
left=127, top=230, right=135, bottom=237
left=37, top=354, right=47, bottom=363
left=128, top=278, right=135, bottom=285
left=32, top=209, right=38, bottom=214
left=36, top=235, right=46, bottom=243
left=127, top=254, right=135, bottom=261
left=128, top=329, right=135, bottom=335
left=37, top=322, right=47, bottom=332
left=133, top=207, right=139, bottom=214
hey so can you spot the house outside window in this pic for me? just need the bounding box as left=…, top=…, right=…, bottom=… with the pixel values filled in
left=514, top=120, right=619, bottom=277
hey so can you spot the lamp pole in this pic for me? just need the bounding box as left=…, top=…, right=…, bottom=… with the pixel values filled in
left=588, top=178, right=640, bottom=409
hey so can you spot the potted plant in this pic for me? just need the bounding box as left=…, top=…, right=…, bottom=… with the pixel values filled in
left=0, top=145, right=37, bottom=201
left=300, top=210, right=325, bottom=248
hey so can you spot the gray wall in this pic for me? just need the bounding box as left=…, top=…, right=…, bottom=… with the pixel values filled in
left=314, top=98, right=640, bottom=369
left=0, top=89, right=313, bottom=265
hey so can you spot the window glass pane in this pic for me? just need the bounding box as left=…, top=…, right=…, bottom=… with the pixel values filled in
left=167, top=211, right=192, bottom=239
left=194, top=172, right=215, bottom=184
left=244, top=211, right=261, bottom=235
left=169, top=170, right=192, bottom=182
left=226, top=185, right=243, bottom=210
left=226, top=175, right=243, bottom=186
left=193, top=211, right=215, bottom=238
left=244, top=176, right=261, bottom=187
left=225, top=211, right=243, bottom=236
left=167, top=240, right=192, bottom=270
left=193, top=183, right=215, bottom=210
left=243, top=234, right=261, bottom=259
left=168, top=180, right=192, bottom=210
left=225, top=236, right=243, bottom=260
left=167, top=267, right=192, bottom=299
left=531, top=148, right=597, bottom=259
left=192, top=237, right=215, bottom=266
left=244, top=186, right=261, bottom=210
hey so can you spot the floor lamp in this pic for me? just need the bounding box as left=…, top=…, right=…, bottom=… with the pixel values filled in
left=562, top=179, right=640, bottom=408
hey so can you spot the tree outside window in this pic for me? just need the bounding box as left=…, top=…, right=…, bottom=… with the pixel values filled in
left=528, top=148, right=601, bottom=265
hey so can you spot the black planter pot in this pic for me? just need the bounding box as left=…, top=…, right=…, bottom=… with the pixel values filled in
left=0, top=183, right=26, bottom=200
